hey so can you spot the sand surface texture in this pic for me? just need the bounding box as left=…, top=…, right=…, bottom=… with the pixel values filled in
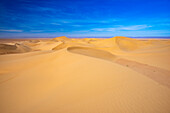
left=0, top=36, right=170, bottom=113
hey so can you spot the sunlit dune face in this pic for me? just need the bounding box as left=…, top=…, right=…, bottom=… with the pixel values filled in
left=114, top=36, right=139, bottom=51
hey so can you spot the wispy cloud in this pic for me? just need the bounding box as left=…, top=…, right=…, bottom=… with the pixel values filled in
left=157, top=23, right=170, bottom=26
left=92, top=28, right=116, bottom=31
left=30, top=30, right=44, bottom=32
left=91, top=25, right=152, bottom=32
left=51, top=23, right=62, bottom=25
left=51, top=18, right=120, bottom=25
left=30, top=30, right=58, bottom=32
left=119, top=25, right=152, bottom=30
left=71, top=25, right=82, bottom=27
left=0, top=29, right=23, bottom=32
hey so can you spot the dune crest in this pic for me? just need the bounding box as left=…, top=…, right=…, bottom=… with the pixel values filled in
left=52, top=42, right=67, bottom=50
left=52, top=36, right=70, bottom=42
left=68, top=46, right=170, bottom=88
left=0, top=43, right=32, bottom=55
left=113, top=36, right=139, bottom=51
left=67, top=46, right=117, bottom=61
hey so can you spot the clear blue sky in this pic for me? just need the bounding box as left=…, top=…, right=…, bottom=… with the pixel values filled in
left=0, top=0, right=170, bottom=38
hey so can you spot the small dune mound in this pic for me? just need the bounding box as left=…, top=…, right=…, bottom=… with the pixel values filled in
left=83, top=38, right=98, bottom=42
left=29, top=40, right=40, bottom=43
left=113, top=36, right=138, bottom=51
left=52, top=42, right=67, bottom=50
left=0, top=43, right=32, bottom=55
left=15, top=43, right=32, bottom=52
left=52, top=36, right=70, bottom=42
left=22, top=41, right=40, bottom=47
left=0, top=44, right=17, bottom=54
left=67, top=46, right=117, bottom=61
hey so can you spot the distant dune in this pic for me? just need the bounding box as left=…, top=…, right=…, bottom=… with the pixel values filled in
left=0, top=36, right=170, bottom=113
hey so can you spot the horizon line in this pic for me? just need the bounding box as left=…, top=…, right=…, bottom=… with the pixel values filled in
left=0, top=36, right=170, bottom=39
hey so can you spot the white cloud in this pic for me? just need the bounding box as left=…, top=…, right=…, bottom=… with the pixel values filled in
left=75, top=30, right=90, bottom=32
left=91, top=28, right=106, bottom=31
left=61, top=21, right=71, bottom=23
left=30, top=30, right=58, bottom=32
left=0, top=29, right=23, bottom=32
left=71, top=25, right=82, bottom=27
left=119, top=25, right=152, bottom=30
left=51, top=23, right=61, bottom=25
left=91, top=25, right=152, bottom=32
left=30, top=30, right=44, bottom=32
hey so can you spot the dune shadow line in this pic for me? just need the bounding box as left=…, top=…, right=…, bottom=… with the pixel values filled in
left=67, top=46, right=170, bottom=88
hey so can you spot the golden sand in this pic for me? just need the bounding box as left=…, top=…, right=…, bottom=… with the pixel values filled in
left=0, top=36, right=170, bottom=113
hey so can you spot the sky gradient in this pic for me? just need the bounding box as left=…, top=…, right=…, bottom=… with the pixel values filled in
left=0, top=0, right=170, bottom=38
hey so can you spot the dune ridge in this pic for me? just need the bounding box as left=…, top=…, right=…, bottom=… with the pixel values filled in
left=0, top=43, right=32, bottom=55
left=67, top=46, right=170, bottom=88
left=67, top=46, right=117, bottom=61
left=114, top=36, right=139, bottom=51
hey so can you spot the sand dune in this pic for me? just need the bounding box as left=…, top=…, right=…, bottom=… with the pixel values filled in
left=114, top=36, right=141, bottom=51
left=0, top=36, right=170, bottom=113
left=67, top=46, right=117, bottom=61
left=52, top=36, right=71, bottom=42
left=68, top=46, right=170, bottom=88
left=52, top=42, right=67, bottom=50
left=0, top=43, right=32, bottom=55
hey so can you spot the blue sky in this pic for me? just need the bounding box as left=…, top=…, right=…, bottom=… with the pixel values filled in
left=0, top=0, right=170, bottom=38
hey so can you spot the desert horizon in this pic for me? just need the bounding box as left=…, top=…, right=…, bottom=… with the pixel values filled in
left=0, top=36, right=170, bottom=113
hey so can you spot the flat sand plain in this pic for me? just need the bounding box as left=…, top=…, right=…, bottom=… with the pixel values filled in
left=0, top=36, right=170, bottom=113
